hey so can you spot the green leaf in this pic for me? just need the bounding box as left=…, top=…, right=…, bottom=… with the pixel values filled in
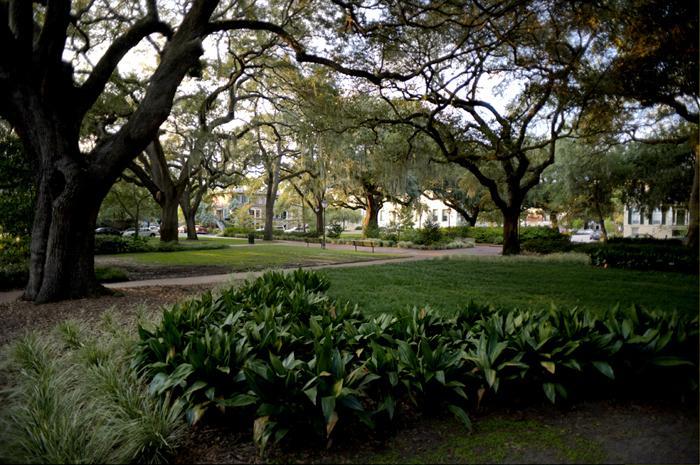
left=218, top=393, right=257, bottom=408
left=649, top=356, right=694, bottom=367
left=332, top=379, right=344, bottom=397
left=484, top=368, right=497, bottom=388
left=183, top=380, right=208, bottom=399
left=542, top=382, right=556, bottom=404
left=448, top=405, right=472, bottom=431
left=186, top=403, right=207, bottom=425
left=592, top=361, right=615, bottom=379
left=304, top=386, right=318, bottom=405
left=339, top=395, right=364, bottom=412
left=435, top=370, right=446, bottom=385
left=321, top=396, right=336, bottom=423
left=540, top=361, right=556, bottom=374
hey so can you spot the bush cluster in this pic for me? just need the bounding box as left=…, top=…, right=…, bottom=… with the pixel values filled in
left=0, top=235, right=30, bottom=290
left=577, top=242, right=698, bottom=274
left=94, top=235, right=227, bottom=255
left=135, top=270, right=698, bottom=454
left=326, top=223, right=344, bottom=239
left=222, top=226, right=254, bottom=236
left=94, top=235, right=152, bottom=254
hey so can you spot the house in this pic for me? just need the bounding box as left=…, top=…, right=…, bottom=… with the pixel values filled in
left=377, top=194, right=467, bottom=229
left=209, top=187, right=303, bottom=230
left=623, top=205, right=688, bottom=239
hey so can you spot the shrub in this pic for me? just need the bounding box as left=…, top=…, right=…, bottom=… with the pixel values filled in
left=94, top=266, right=129, bottom=283
left=577, top=242, right=698, bottom=274
left=463, top=226, right=504, bottom=244
left=441, top=226, right=472, bottom=239
left=416, top=219, right=442, bottom=245
left=135, top=270, right=698, bottom=455
left=223, top=226, right=254, bottom=237
left=521, top=236, right=573, bottom=254
left=0, top=235, right=29, bottom=265
left=363, top=226, right=380, bottom=238
left=0, top=262, right=28, bottom=291
left=326, top=223, right=343, bottom=239
left=94, top=235, right=151, bottom=254
left=519, top=226, right=565, bottom=241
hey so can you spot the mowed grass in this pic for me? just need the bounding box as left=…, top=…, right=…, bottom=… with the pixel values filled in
left=106, top=243, right=398, bottom=270
left=322, top=255, right=699, bottom=315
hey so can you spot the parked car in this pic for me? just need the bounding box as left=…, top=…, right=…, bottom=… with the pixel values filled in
left=95, top=227, right=122, bottom=236
left=570, top=229, right=599, bottom=243
left=195, top=225, right=209, bottom=234
left=178, top=225, right=187, bottom=233
left=123, top=227, right=157, bottom=237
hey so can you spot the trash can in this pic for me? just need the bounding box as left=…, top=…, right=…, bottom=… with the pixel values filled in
left=247, top=233, right=255, bottom=244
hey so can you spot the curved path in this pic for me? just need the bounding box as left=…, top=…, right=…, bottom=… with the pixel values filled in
left=0, top=241, right=501, bottom=303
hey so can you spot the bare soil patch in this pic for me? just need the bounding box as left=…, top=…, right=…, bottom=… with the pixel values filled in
left=0, top=284, right=215, bottom=346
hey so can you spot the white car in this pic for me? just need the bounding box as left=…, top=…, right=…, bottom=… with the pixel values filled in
left=570, top=229, right=599, bottom=243
left=123, top=227, right=158, bottom=237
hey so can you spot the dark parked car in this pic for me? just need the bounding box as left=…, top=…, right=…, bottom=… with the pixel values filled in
left=95, top=227, right=122, bottom=236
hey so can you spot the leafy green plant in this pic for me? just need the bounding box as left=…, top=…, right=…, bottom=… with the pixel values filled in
left=416, top=219, right=442, bottom=245
left=135, top=269, right=698, bottom=456
left=326, top=223, right=344, bottom=239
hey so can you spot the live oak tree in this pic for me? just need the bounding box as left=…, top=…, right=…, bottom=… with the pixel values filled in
left=0, top=1, right=227, bottom=301
left=0, top=0, right=376, bottom=302
left=423, top=164, right=493, bottom=227
left=580, top=0, right=699, bottom=247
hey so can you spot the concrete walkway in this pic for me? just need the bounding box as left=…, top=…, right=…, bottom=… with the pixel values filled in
left=0, top=241, right=501, bottom=303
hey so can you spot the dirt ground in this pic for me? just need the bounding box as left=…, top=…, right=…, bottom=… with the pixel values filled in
left=1, top=284, right=697, bottom=464
left=0, top=284, right=216, bottom=346
left=175, top=399, right=699, bottom=464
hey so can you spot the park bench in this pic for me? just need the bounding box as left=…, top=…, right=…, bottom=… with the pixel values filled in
left=351, top=240, right=375, bottom=252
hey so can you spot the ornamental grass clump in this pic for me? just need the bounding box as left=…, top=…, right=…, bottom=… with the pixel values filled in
left=0, top=318, right=186, bottom=464
left=135, top=270, right=698, bottom=455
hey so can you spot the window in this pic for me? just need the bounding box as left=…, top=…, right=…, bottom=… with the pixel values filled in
left=674, top=209, right=687, bottom=226
left=442, top=209, right=449, bottom=222
left=431, top=209, right=438, bottom=222
left=629, top=208, right=641, bottom=225
left=651, top=208, right=662, bottom=225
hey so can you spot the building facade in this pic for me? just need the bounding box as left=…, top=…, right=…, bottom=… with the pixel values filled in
left=210, top=187, right=303, bottom=230
left=377, top=195, right=468, bottom=229
left=622, top=205, right=688, bottom=239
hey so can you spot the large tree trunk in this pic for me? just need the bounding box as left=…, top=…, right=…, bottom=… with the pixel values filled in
left=180, top=193, right=198, bottom=240
left=315, top=208, right=324, bottom=235
left=502, top=208, right=521, bottom=255
left=362, top=193, right=382, bottom=238
left=686, top=146, right=699, bottom=249
left=549, top=212, right=558, bottom=230
left=160, top=193, right=179, bottom=242
left=25, top=162, right=107, bottom=303
left=263, top=166, right=280, bottom=241
left=594, top=199, right=608, bottom=243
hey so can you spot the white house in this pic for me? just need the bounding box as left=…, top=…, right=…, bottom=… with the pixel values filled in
left=623, top=205, right=688, bottom=239
left=376, top=194, right=467, bottom=229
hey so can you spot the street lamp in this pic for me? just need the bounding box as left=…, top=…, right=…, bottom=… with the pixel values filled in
left=321, top=200, right=328, bottom=249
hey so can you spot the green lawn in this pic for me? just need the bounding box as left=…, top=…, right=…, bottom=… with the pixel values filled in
left=322, top=255, right=699, bottom=315
left=106, top=243, right=398, bottom=269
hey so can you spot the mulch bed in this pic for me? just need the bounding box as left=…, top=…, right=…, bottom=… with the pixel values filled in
left=0, top=284, right=215, bottom=346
